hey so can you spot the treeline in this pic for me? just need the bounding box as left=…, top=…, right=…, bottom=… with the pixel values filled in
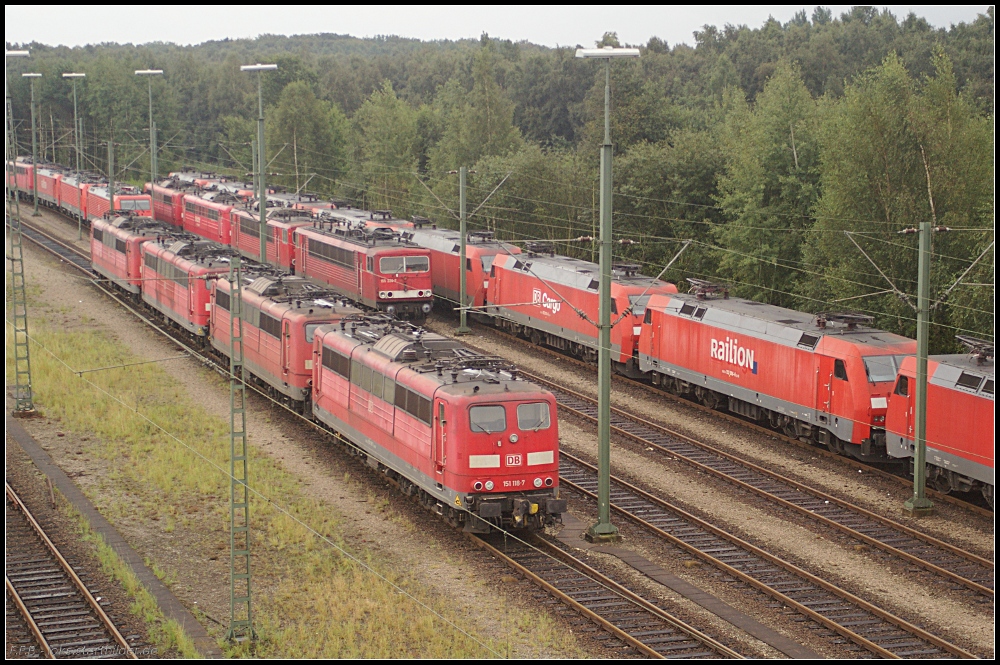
left=6, top=6, right=994, bottom=350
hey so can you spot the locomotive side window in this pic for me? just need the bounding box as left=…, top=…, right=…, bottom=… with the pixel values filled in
left=259, top=313, right=282, bottom=338
left=470, top=405, right=506, bottom=433
left=144, top=252, right=156, bottom=269
left=643, top=308, right=652, bottom=324
left=466, top=258, right=472, bottom=272
left=956, top=372, right=984, bottom=391
left=611, top=300, right=618, bottom=315
left=360, top=365, right=373, bottom=393
left=304, top=324, right=324, bottom=343
left=216, top=290, right=231, bottom=312
left=367, top=256, right=374, bottom=271
left=517, top=403, right=551, bottom=431
left=351, top=360, right=364, bottom=386
left=383, top=377, right=396, bottom=405
left=240, top=215, right=259, bottom=238
left=321, top=347, right=350, bottom=378
left=93, top=228, right=104, bottom=242
left=833, top=359, right=848, bottom=381
left=894, top=375, right=909, bottom=397
left=115, top=238, right=127, bottom=253
left=309, top=240, right=354, bottom=268
left=370, top=373, right=384, bottom=400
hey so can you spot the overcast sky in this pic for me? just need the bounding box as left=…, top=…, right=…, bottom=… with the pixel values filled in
left=4, top=5, right=989, bottom=50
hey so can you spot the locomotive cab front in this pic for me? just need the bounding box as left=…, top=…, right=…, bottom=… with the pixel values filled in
left=439, top=381, right=564, bottom=532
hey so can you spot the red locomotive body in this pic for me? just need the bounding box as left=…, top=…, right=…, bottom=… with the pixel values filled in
left=9, top=158, right=32, bottom=191
left=400, top=226, right=521, bottom=312
left=57, top=173, right=91, bottom=220
left=140, top=236, right=233, bottom=336
left=34, top=164, right=63, bottom=207
left=312, top=319, right=565, bottom=531
left=210, top=270, right=359, bottom=402
left=149, top=182, right=187, bottom=227
left=639, top=294, right=917, bottom=459
left=488, top=250, right=677, bottom=369
left=91, top=215, right=173, bottom=294
left=181, top=192, right=233, bottom=245
left=85, top=184, right=153, bottom=222
left=295, top=223, right=434, bottom=319
left=230, top=208, right=313, bottom=270
left=885, top=352, right=994, bottom=505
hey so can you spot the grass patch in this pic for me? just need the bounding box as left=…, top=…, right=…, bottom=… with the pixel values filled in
left=8, top=319, right=514, bottom=658
left=62, top=500, right=201, bottom=658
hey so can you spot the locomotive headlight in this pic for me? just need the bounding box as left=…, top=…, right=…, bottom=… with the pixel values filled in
left=484, top=480, right=494, bottom=491
left=533, top=477, right=543, bottom=488
left=473, top=481, right=484, bottom=491
left=544, top=477, right=553, bottom=487
left=509, top=433, right=518, bottom=443
left=421, top=303, right=432, bottom=314
left=379, top=291, right=387, bottom=298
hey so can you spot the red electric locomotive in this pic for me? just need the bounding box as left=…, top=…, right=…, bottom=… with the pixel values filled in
left=230, top=208, right=314, bottom=270
left=210, top=267, right=360, bottom=403
left=311, top=317, right=565, bottom=531
left=295, top=221, right=434, bottom=319
left=488, top=245, right=677, bottom=371
left=85, top=184, right=152, bottom=222
left=181, top=191, right=234, bottom=245
left=399, top=223, right=521, bottom=313
left=91, top=215, right=175, bottom=294
left=149, top=180, right=188, bottom=227
left=140, top=235, right=234, bottom=336
left=58, top=172, right=94, bottom=220
left=638, top=286, right=917, bottom=460
left=32, top=163, right=63, bottom=207
left=885, top=339, right=994, bottom=506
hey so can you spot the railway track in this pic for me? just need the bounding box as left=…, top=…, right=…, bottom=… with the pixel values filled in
left=470, top=532, right=742, bottom=659
left=470, top=320, right=994, bottom=517
left=558, top=454, right=976, bottom=659
left=530, top=375, right=994, bottom=600
left=5, top=483, right=138, bottom=659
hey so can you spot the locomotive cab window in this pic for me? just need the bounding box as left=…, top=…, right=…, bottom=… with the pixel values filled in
left=305, top=324, right=324, bottom=343
left=628, top=294, right=651, bottom=317
left=379, top=256, right=405, bottom=273
left=894, top=375, right=909, bottom=397
left=517, top=403, right=551, bottom=431
left=862, top=355, right=904, bottom=383
left=470, top=405, right=506, bottom=433
left=833, top=359, right=848, bottom=381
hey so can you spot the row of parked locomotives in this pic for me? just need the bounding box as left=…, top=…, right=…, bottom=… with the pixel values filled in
left=88, top=213, right=565, bottom=531
left=147, top=171, right=992, bottom=505
left=9, top=158, right=153, bottom=222
left=19, top=158, right=988, bottom=506
left=146, top=172, right=435, bottom=320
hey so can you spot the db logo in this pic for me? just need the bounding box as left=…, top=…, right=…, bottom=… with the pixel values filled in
left=532, top=288, right=561, bottom=314
left=506, top=454, right=522, bottom=467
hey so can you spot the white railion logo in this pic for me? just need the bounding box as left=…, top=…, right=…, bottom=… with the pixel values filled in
left=711, top=337, right=758, bottom=375
left=532, top=288, right=561, bottom=314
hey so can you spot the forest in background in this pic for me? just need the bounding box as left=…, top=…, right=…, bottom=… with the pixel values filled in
left=6, top=6, right=994, bottom=351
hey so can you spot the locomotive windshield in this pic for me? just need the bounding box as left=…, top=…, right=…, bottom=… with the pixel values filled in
left=628, top=294, right=652, bottom=317
left=470, top=405, right=506, bottom=433
left=119, top=198, right=151, bottom=211
left=305, top=323, right=324, bottom=342
left=517, top=402, right=551, bottom=431
left=379, top=256, right=429, bottom=273
left=863, top=355, right=907, bottom=383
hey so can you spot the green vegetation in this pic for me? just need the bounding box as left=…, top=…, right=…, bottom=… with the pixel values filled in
left=7, top=6, right=994, bottom=349
left=64, top=503, right=201, bottom=658
left=9, top=318, right=549, bottom=657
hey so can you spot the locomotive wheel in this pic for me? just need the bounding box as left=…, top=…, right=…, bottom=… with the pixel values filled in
left=530, top=329, right=542, bottom=346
